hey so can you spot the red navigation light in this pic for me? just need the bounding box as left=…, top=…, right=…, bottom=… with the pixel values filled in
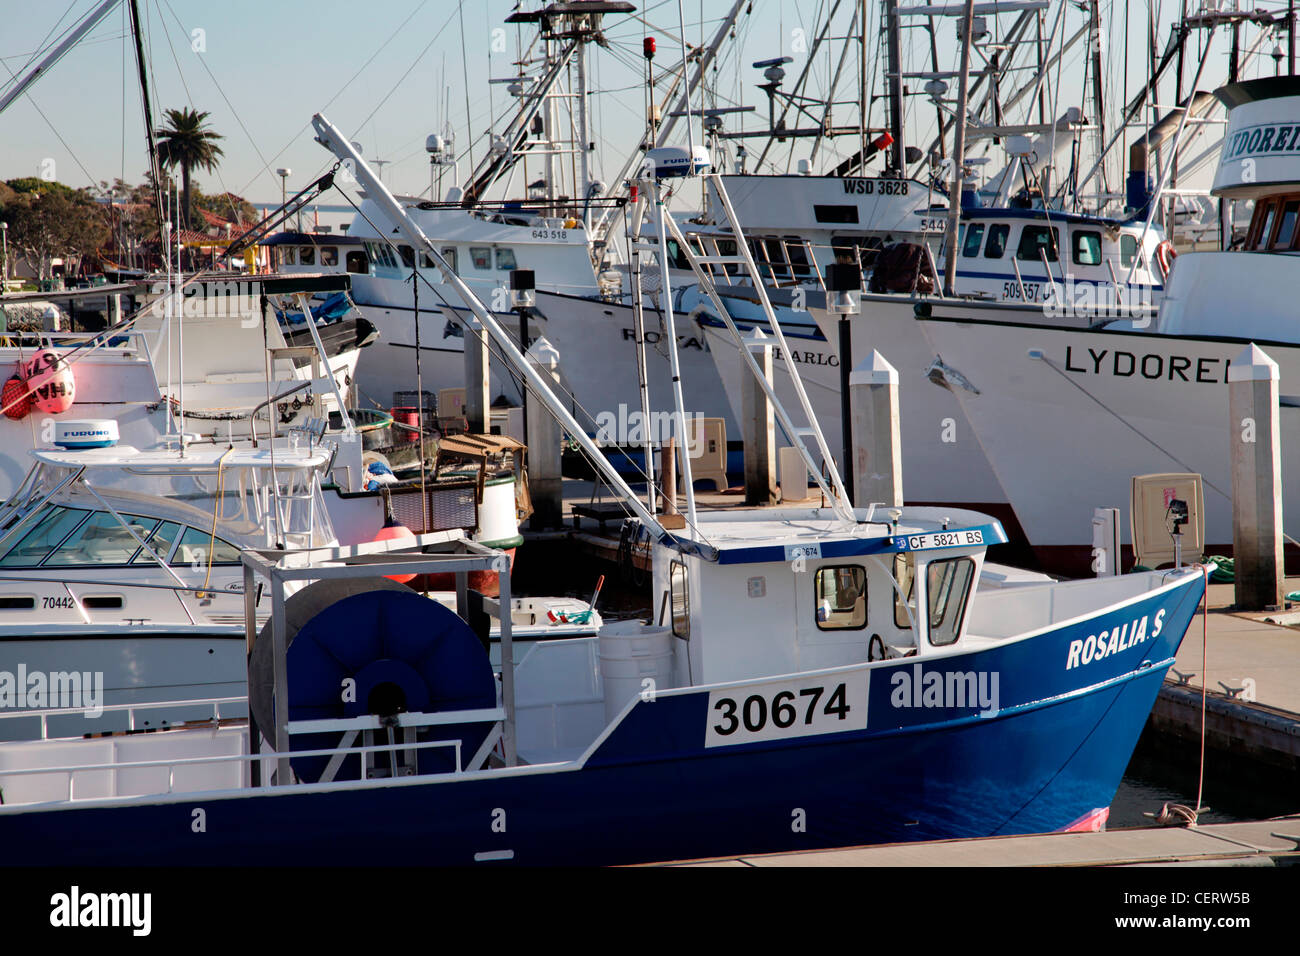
left=643, top=36, right=656, bottom=60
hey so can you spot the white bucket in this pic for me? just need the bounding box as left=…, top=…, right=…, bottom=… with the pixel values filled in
left=598, top=620, right=674, bottom=725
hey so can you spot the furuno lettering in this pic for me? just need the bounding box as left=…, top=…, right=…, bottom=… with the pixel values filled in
left=1064, top=609, right=1165, bottom=670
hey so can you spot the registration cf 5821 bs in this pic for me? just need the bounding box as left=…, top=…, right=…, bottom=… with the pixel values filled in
left=704, top=672, right=869, bottom=748
left=899, top=529, right=983, bottom=551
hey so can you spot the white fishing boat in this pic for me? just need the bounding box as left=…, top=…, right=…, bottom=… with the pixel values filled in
left=916, top=75, right=1300, bottom=571
left=0, top=438, right=337, bottom=739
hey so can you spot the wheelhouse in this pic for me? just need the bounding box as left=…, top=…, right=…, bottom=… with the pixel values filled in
left=653, top=506, right=1003, bottom=686
left=264, top=233, right=369, bottom=275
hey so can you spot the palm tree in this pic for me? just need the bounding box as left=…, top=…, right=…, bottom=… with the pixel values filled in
left=155, top=108, right=225, bottom=232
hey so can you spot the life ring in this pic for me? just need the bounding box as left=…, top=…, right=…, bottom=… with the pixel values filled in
left=1154, top=240, right=1178, bottom=279
left=21, top=349, right=75, bottom=414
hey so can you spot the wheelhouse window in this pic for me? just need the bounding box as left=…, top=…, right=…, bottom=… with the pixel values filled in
left=1072, top=230, right=1102, bottom=266
left=927, top=557, right=975, bottom=646
left=1016, top=225, right=1059, bottom=262
left=664, top=239, right=690, bottom=271
left=320, top=247, right=338, bottom=268
left=345, top=251, right=368, bottom=274
left=172, top=527, right=242, bottom=567
left=814, top=204, right=859, bottom=224
left=764, top=238, right=791, bottom=281
left=670, top=560, right=689, bottom=639
left=281, top=247, right=297, bottom=266
left=1273, top=200, right=1299, bottom=249
left=1252, top=199, right=1277, bottom=249
left=495, top=247, right=518, bottom=271
left=298, top=246, right=315, bottom=266
left=962, top=223, right=985, bottom=258
left=470, top=247, right=492, bottom=270
left=398, top=245, right=416, bottom=269
left=42, top=512, right=159, bottom=567
left=893, top=552, right=916, bottom=629
left=785, top=239, right=812, bottom=279
left=0, top=506, right=91, bottom=568
left=715, top=238, right=740, bottom=277
left=814, top=566, right=867, bottom=630
left=983, top=223, right=1010, bottom=258
left=1119, top=234, right=1137, bottom=267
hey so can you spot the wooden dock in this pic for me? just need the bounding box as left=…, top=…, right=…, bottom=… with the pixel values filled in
left=1150, top=580, right=1300, bottom=783
left=658, top=817, right=1300, bottom=867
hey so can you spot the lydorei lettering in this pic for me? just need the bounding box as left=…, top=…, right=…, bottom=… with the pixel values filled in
left=1066, top=609, right=1165, bottom=670
left=1064, top=345, right=1224, bottom=383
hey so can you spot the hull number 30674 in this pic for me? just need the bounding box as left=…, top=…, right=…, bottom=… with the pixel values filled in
left=705, top=673, right=870, bottom=747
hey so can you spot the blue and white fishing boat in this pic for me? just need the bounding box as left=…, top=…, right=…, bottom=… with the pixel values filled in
left=0, top=503, right=1206, bottom=864
left=0, top=114, right=1207, bottom=866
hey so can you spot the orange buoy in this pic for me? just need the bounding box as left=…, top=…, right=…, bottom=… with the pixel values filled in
left=372, top=519, right=417, bottom=584
left=2, top=376, right=30, bottom=420
left=22, top=350, right=75, bottom=414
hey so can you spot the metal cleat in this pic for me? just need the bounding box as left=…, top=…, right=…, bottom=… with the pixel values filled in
left=1169, top=668, right=1196, bottom=686
left=1217, top=681, right=1246, bottom=699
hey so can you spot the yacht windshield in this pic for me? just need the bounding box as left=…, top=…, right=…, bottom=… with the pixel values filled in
left=0, top=507, right=91, bottom=568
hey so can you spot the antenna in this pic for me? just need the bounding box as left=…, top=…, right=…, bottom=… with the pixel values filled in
left=676, top=0, right=695, bottom=163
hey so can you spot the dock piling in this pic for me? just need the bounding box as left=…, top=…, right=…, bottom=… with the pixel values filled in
left=742, top=328, right=777, bottom=506
left=525, top=337, right=563, bottom=529
left=849, top=350, right=903, bottom=509
left=465, top=317, right=489, bottom=434
left=1229, top=343, right=1284, bottom=610
left=662, top=437, right=678, bottom=515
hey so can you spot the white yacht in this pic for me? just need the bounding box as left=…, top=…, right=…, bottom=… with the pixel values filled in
left=0, top=440, right=335, bottom=738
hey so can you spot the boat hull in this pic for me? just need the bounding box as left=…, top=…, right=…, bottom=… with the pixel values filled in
left=916, top=314, right=1300, bottom=573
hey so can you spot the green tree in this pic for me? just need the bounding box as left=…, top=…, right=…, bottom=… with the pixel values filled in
left=193, top=190, right=258, bottom=227
left=6, top=177, right=80, bottom=200
left=155, top=107, right=225, bottom=231
left=2, top=187, right=109, bottom=280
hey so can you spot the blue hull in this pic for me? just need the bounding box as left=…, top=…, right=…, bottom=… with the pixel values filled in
left=2, top=574, right=1203, bottom=866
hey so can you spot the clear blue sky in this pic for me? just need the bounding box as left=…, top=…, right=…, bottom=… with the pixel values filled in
left=0, top=0, right=1289, bottom=206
